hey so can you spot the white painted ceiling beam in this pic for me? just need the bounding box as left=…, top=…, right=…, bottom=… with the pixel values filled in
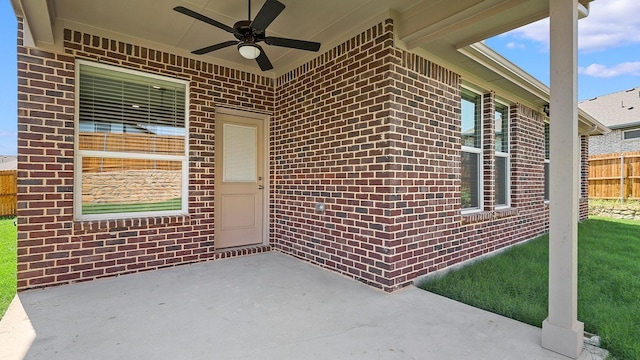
left=400, top=0, right=527, bottom=50
left=11, top=0, right=55, bottom=47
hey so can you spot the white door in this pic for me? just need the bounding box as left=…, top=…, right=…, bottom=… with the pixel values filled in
left=214, top=112, right=265, bottom=249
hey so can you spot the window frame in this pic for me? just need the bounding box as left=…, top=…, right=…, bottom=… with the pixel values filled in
left=461, top=88, right=483, bottom=213
left=494, top=102, right=510, bottom=209
left=623, top=128, right=640, bottom=141
left=73, top=60, right=190, bottom=221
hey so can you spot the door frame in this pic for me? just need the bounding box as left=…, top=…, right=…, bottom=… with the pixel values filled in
left=214, top=107, right=270, bottom=248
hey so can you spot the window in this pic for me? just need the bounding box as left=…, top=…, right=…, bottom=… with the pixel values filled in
left=623, top=128, right=640, bottom=140
left=495, top=103, right=510, bottom=207
left=75, top=61, right=189, bottom=220
left=544, top=122, right=550, bottom=201
left=461, top=89, right=482, bottom=210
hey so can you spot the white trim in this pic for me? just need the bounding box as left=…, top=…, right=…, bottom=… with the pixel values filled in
left=461, top=208, right=484, bottom=215
left=460, top=43, right=549, bottom=100
left=78, top=151, right=185, bottom=162
left=495, top=152, right=511, bottom=209
left=622, top=128, right=640, bottom=141
left=215, top=106, right=271, bottom=119
left=76, top=59, right=189, bottom=87
left=461, top=145, right=483, bottom=212
left=74, top=60, right=190, bottom=221
left=544, top=159, right=551, bottom=202
left=461, top=87, right=483, bottom=212
left=215, top=107, right=271, bottom=247
left=457, top=42, right=609, bottom=135
left=495, top=101, right=511, bottom=209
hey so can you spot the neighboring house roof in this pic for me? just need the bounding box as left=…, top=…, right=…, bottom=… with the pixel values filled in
left=0, top=156, right=17, bottom=170
left=579, top=87, right=640, bottom=130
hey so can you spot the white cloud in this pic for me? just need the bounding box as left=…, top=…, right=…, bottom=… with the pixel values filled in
left=579, top=62, right=640, bottom=77
left=578, top=0, right=640, bottom=52
left=503, top=0, right=640, bottom=53
left=505, top=41, right=525, bottom=49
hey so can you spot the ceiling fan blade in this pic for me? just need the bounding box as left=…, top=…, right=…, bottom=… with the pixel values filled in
left=265, top=37, right=321, bottom=52
left=174, top=6, right=238, bottom=35
left=255, top=47, right=273, bottom=71
left=192, top=40, right=238, bottom=55
left=250, top=0, right=285, bottom=32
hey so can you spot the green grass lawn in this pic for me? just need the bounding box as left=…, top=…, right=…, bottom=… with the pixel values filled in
left=419, top=217, right=640, bottom=360
left=0, top=217, right=17, bottom=320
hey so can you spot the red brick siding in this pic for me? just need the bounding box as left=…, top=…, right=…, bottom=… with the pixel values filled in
left=271, top=19, right=553, bottom=291
left=271, top=21, right=397, bottom=289
left=383, top=94, right=547, bottom=288
left=482, top=92, right=496, bottom=212
left=17, top=16, right=584, bottom=292
left=383, top=51, right=462, bottom=290
left=16, top=18, right=274, bottom=289
left=509, top=104, right=547, bottom=230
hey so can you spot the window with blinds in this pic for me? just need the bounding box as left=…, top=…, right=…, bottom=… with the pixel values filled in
left=74, top=61, right=189, bottom=220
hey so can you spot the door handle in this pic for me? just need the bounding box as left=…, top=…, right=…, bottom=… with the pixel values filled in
left=258, top=185, right=264, bottom=190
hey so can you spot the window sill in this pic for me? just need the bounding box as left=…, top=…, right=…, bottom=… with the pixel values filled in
left=73, top=214, right=191, bottom=233
left=494, top=207, right=518, bottom=218
left=462, top=208, right=519, bottom=225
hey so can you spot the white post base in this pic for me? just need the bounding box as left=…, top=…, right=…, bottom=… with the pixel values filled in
left=542, top=318, right=584, bottom=359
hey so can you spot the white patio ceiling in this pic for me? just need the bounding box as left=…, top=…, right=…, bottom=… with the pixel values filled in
left=11, top=0, right=603, bottom=132
left=11, top=0, right=586, bottom=74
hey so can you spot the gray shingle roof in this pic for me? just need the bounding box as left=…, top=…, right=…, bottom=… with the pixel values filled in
left=579, top=87, right=640, bottom=129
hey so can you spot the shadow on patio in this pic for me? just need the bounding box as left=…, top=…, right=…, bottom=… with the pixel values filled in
left=4, top=252, right=605, bottom=359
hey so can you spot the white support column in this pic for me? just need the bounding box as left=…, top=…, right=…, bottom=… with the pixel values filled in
left=541, top=0, right=584, bottom=358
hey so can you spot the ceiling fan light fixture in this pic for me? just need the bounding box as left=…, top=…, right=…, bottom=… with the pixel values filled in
left=174, top=1, right=320, bottom=71
left=238, top=43, right=261, bottom=59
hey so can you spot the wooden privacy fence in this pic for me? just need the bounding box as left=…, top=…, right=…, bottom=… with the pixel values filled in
left=0, top=170, right=17, bottom=217
left=589, top=151, right=640, bottom=200
left=79, top=132, right=183, bottom=172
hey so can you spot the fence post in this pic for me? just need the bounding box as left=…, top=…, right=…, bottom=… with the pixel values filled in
left=620, top=153, right=624, bottom=202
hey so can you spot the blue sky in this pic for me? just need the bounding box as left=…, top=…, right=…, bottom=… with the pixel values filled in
left=0, top=0, right=17, bottom=156
left=487, top=0, right=640, bottom=100
left=1, top=0, right=639, bottom=156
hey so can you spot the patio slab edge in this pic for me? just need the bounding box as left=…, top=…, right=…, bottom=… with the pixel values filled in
left=0, top=295, right=36, bottom=360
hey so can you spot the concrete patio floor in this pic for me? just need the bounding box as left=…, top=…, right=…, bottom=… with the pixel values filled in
left=2, top=252, right=607, bottom=360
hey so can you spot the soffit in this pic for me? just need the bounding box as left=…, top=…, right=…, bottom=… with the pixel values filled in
left=11, top=0, right=601, bottom=131
left=12, top=0, right=582, bottom=77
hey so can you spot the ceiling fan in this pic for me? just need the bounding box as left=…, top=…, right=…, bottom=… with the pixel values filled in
left=174, top=0, right=321, bottom=71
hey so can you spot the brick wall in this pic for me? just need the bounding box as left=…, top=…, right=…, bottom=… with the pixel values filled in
left=482, top=92, right=496, bottom=213
left=589, top=128, right=640, bottom=155
left=16, top=18, right=273, bottom=289
left=17, top=16, right=589, bottom=292
left=271, top=21, right=398, bottom=289
left=271, top=20, right=555, bottom=291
